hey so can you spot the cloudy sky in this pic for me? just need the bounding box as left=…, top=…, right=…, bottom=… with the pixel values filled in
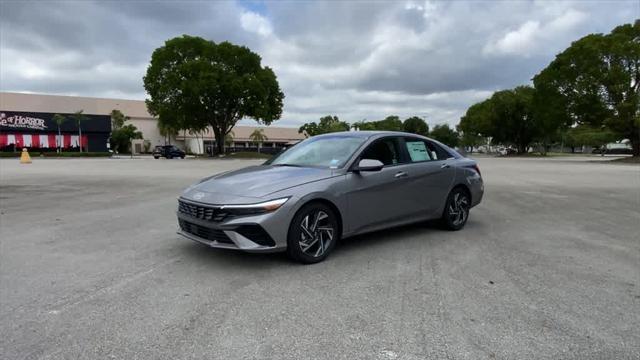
left=0, top=1, right=637, bottom=128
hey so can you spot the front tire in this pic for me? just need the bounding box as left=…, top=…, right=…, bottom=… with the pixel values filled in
left=441, top=187, right=470, bottom=231
left=287, top=203, right=339, bottom=264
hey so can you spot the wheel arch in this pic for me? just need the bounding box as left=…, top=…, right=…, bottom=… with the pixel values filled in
left=451, top=183, right=472, bottom=204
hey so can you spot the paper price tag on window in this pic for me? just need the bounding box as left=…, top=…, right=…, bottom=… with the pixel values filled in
left=406, top=141, right=429, bottom=161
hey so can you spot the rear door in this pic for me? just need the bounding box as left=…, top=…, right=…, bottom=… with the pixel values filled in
left=401, top=137, right=456, bottom=217
left=343, top=136, right=415, bottom=234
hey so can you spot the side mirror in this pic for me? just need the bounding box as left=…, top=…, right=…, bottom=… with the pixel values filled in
left=355, top=159, right=384, bottom=172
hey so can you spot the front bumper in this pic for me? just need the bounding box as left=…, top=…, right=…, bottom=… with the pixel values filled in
left=176, top=198, right=294, bottom=253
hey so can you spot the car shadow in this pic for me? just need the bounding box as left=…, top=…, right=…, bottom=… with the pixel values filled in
left=175, top=240, right=293, bottom=268
left=175, top=220, right=454, bottom=267
left=336, top=220, right=444, bottom=253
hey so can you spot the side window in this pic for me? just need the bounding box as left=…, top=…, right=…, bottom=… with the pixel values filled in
left=360, top=138, right=402, bottom=166
left=404, top=138, right=433, bottom=162
left=425, top=141, right=450, bottom=160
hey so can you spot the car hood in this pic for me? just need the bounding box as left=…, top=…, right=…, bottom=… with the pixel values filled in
left=186, top=165, right=335, bottom=201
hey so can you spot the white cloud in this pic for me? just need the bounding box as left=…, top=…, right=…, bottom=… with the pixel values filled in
left=484, top=8, right=588, bottom=57
left=547, top=9, right=588, bottom=32
left=484, top=21, right=541, bottom=56
left=240, top=11, right=273, bottom=37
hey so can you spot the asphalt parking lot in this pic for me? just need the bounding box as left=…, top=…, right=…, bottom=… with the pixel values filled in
left=1, top=156, right=638, bottom=360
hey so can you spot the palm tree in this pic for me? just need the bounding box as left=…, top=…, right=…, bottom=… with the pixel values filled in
left=223, top=131, right=235, bottom=154
left=70, top=110, right=89, bottom=152
left=249, top=128, right=268, bottom=153
left=52, top=114, right=66, bottom=153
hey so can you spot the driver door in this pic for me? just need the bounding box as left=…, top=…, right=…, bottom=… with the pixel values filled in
left=343, top=136, right=414, bottom=234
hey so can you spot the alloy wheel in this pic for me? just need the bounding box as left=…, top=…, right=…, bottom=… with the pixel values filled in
left=448, top=192, right=469, bottom=227
left=299, top=210, right=335, bottom=258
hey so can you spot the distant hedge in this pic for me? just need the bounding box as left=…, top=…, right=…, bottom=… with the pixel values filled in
left=0, top=152, right=112, bottom=158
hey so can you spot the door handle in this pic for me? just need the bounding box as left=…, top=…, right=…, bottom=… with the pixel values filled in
left=394, top=171, right=408, bottom=178
left=441, top=163, right=450, bottom=169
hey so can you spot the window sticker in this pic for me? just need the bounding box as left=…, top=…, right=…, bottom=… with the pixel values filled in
left=406, top=141, right=430, bottom=162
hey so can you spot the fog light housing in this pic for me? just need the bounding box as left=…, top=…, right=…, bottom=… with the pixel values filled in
left=234, top=225, right=276, bottom=247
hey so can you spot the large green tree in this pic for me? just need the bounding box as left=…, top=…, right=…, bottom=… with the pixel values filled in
left=489, top=86, right=538, bottom=154
left=533, top=21, right=640, bottom=156
left=564, top=125, right=617, bottom=152
left=457, top=86, right=538, bottom=154
left=531, top=83, right=571, bottom=154
left=144, top=35, right=284, bottom=154
left=457, top=100, right=491, bottom=152
left=403, top=116, right=429, bottom=136
left=374, top=115, right=404, bottom=131
left=299, top=115, right=350, bottom=137
left=429, top=124, right=459, bottom=147
left=352, top=115, right=404, bottom=131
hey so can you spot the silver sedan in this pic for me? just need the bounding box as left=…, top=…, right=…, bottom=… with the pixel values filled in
left=177, top=131, right=484, bottom=263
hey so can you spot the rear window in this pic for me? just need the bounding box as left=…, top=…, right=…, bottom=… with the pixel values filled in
left=425, top=141, right=454, bottom=160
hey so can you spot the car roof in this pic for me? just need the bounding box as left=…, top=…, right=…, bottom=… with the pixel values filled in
left=314, top=130, right=442, bottom=143
left=312, top=131, right=462, bottom=158
left=313, top=130, right=420, bottom=139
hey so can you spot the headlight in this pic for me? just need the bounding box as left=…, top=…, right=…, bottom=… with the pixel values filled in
left=221, top=198, right=289, bottom=215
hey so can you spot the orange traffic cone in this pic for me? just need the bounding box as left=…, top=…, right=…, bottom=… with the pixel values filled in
left=20, top=148, right=32, bottom=164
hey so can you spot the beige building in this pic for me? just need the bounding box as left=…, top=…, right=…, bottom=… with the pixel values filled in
left=0, top=92, right=305, bottom=154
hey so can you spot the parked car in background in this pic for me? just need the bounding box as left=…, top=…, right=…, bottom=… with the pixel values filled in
left=593, top=142, right=633, bottom=155
left=176, top=131, right=484, bottom=263
left=153, top=145, right=186, bottom=159
left=604, top=142, right=633, bottom=155
left=496, top=147, right=517, bottom=156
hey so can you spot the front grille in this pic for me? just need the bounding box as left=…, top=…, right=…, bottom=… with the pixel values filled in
left=178, top=200, right=231, bottom=222
left=179, top=219, right=233, bottom=244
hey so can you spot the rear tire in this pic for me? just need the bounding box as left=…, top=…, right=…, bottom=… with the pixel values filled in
left=441, top=187, right=470, bottom=231
left=153, top=156, right=159, bottom=159
left=287, top=202, right=340, bottom=264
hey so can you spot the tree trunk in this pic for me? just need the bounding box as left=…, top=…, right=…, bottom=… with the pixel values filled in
left=214, top=128, right=224, bottom=155
left=632, top=136, right=639, bottom=157
left=78, top=125, right=82, bottom=153
left=518, top=143, right=527, bottom=154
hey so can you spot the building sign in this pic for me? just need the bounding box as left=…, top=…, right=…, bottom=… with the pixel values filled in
left=0, top=110, right=110, bottom=133
left=0, top=113, right=48, bottom=130
left=0, top=110, right=111, bottom=152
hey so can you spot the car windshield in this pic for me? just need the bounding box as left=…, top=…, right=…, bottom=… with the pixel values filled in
left=267, top=135, right=366, bottom=168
